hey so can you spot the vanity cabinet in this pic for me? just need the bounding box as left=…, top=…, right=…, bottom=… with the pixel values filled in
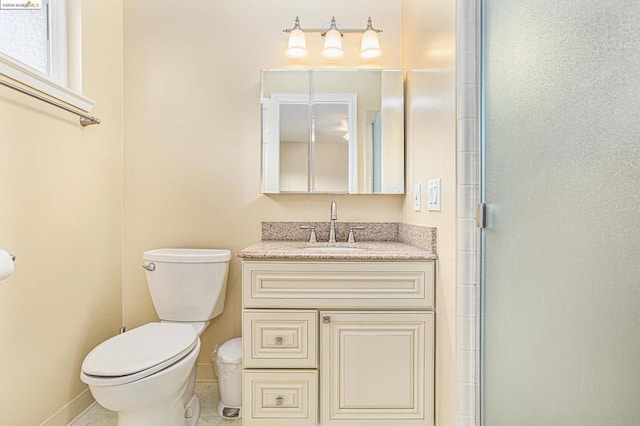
left=242, top=260, right=435, bottom=426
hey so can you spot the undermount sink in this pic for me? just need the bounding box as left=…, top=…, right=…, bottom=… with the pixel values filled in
left=301, top=246, right=367, bottom=252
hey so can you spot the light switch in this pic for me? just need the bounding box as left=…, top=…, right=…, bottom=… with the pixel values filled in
left=427, top=179, right=441, bottom=211
left=413, top=183, right=421, bottom=211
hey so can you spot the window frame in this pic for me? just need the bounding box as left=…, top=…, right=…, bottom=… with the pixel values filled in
left=0, top=0, right=94, bottom=112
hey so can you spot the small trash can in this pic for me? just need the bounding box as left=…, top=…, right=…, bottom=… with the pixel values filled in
left=213, top=337, right=242, bottom=419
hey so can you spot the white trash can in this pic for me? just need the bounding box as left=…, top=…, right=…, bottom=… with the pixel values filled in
left=213, top=337, right=242, bottom=419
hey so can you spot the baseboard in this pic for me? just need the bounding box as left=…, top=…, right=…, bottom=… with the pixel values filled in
left=39, top=369, right=216, bottom=425
left=39, top=387, right=95, bottom=426
left=197, top=362, right=216, bottom=381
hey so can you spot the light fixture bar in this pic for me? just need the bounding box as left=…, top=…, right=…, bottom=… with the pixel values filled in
left=283, top=27, right=383, bottom=34
left=283, top=19, right=383, bottom=35
left=284, top=17, right=383, bottom=60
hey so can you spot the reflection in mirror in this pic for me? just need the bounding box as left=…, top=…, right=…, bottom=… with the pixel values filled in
left=261, top=69, right=403, bottom=194
left=279, top=103, right=309, bottom=192
left=313, top=102, right=350, bottom=193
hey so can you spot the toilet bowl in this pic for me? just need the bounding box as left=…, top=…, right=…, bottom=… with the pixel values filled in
left=81, top=248, right=231, bottom=426
left=81, top=323, right=200, bottom=426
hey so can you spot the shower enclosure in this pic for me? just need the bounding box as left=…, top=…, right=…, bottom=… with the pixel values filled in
left=480, top=0, right=640, bottom=424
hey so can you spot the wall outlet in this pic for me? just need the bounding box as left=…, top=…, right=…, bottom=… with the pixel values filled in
left=427, top=179, right=441, bottom=211
left=413, top=183, right=421, bottom=211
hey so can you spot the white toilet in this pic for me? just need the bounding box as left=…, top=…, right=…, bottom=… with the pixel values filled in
left=80, top=248, right=231, bottom=426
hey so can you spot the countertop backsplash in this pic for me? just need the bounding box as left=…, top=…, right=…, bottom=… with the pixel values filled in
left=261, top=222, right=437, bottom=253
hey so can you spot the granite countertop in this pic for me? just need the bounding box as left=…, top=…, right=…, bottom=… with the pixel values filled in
left=238, top=241, right=437, bottom=261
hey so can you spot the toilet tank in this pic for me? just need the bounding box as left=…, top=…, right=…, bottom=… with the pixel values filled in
left=143, top=248, right=231, bottom=322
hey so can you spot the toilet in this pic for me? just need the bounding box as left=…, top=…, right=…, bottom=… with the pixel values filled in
left=80, top=248, right=231, bottom=426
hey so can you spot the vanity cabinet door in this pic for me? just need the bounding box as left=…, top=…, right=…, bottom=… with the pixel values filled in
left=320, top=311, right=434, bottom=426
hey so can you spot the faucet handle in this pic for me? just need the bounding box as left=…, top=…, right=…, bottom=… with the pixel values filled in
left=347, top=226, right=365, bottom=243
left=300, top=225, right=318, bottom=243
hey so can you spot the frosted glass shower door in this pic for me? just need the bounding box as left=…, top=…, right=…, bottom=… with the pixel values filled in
left=481, top=1, right=640, bottom=425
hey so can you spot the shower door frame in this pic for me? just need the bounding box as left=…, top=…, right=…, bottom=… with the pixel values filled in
left=455, top=0, right=482, bottom=425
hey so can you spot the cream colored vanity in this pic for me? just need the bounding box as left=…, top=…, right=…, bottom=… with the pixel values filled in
left=239, top=242, right=436, bottom=426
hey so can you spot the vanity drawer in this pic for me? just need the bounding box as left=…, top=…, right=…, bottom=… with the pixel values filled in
left=243, top=310, right=317, bottom=368
left=243, top=261, right=435, bottom=309
left=243, top=370, right=318, bottom=426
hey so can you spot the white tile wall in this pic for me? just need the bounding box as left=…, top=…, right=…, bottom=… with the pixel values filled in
left=456, top=0, right=481, bottom=425
left=458, top=119, right=479, bottom=153
left=457, top=350, right=477, bottom=384
left=457, top=285, right=478, bottom=318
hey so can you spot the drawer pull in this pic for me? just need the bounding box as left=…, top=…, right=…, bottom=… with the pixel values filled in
left=275, top=336, right=284, bottom=345
left=275, top=396, right=284, bottom=406
left=323, top=316, right=331, bottom=324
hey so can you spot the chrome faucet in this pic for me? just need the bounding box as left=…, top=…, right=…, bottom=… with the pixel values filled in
left=329, top=201, right=337, bottom=243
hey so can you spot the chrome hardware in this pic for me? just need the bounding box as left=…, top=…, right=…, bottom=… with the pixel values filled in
left=275, top=396, right=284, bottom=406
left=119, top=326, right=127, bottom=334
left=329, top=200, right=337, bottom=243
left=476, top=203, right=486, bottom=229
left=0, top=78, right=101, bottom=127
left=300, top=225, right=318, bottom=243
left=80, top=116, right=101, bottom=127
left=142, top=262, right=156, bottom=272
left=347, top=226, right=364, bottom=243
left=275, top=336, right=284, bottom=345
left=323, top=316, right=331, bottom=324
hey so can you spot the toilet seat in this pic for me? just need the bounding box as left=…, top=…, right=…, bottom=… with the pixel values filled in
left=81, top=322, right=198, bottom=387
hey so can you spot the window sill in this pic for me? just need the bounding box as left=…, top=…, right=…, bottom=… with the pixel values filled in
left=0, top=52, right=94, bottom=112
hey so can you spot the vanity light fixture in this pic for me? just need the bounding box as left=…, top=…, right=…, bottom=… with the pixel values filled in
left=283, top=16, right=383, bottom=60
left=360, top=17, right=383, bottom=59
left=322, top=17, right=344, bottom=60
left=285, top=17, right=308, bottom=59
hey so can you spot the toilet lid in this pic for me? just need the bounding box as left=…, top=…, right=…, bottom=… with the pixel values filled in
left=143, top=248, right=231, bottom=263
left=81, top=322, right=197, bottom=384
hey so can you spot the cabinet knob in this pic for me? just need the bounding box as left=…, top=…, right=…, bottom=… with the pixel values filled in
left=323, top=316, right=331, bottom=324
left=276, top=396, right=284, bottom=406
left=275, top=336, right=283, bottom=345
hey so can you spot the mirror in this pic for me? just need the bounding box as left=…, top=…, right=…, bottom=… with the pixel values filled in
left=261, top=69, right=404, bottom=194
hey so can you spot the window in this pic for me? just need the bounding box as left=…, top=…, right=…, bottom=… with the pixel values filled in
left=0, top=0, right=93, bottom=111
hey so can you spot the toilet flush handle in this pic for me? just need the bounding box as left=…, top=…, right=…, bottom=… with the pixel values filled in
left=142, top=262, right=156, bottom=272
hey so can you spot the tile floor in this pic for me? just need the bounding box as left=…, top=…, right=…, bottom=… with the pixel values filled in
left=70, top=381, right=241, bottom=426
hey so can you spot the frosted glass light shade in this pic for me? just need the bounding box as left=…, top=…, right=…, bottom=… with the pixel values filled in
left=360, top=28, right=382, bottom=59
left=286, top=28, right=308, bottom=58
left=322, top=28, right=344, bottom=60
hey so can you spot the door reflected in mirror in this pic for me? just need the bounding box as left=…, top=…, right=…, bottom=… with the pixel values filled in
left=261, top=69, right=404, bottom=194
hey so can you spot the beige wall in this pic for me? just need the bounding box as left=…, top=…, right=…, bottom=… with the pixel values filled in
left=402, top=1, right=457, bottom=426
left=123, top=0, right=404, bottom=377
left=0, top=0, right=456, bottom=423
left=0, top=1, right=123, bottom=424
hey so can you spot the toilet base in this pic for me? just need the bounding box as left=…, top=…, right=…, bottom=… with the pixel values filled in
left=185, top=395, right=201, bottom=426
left=217, top=401, right=242, bottom=419
left=117, top=398, right=185, bottom=426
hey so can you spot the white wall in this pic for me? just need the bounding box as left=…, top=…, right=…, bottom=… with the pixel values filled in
left=0, top=1, right=123, bottom=424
